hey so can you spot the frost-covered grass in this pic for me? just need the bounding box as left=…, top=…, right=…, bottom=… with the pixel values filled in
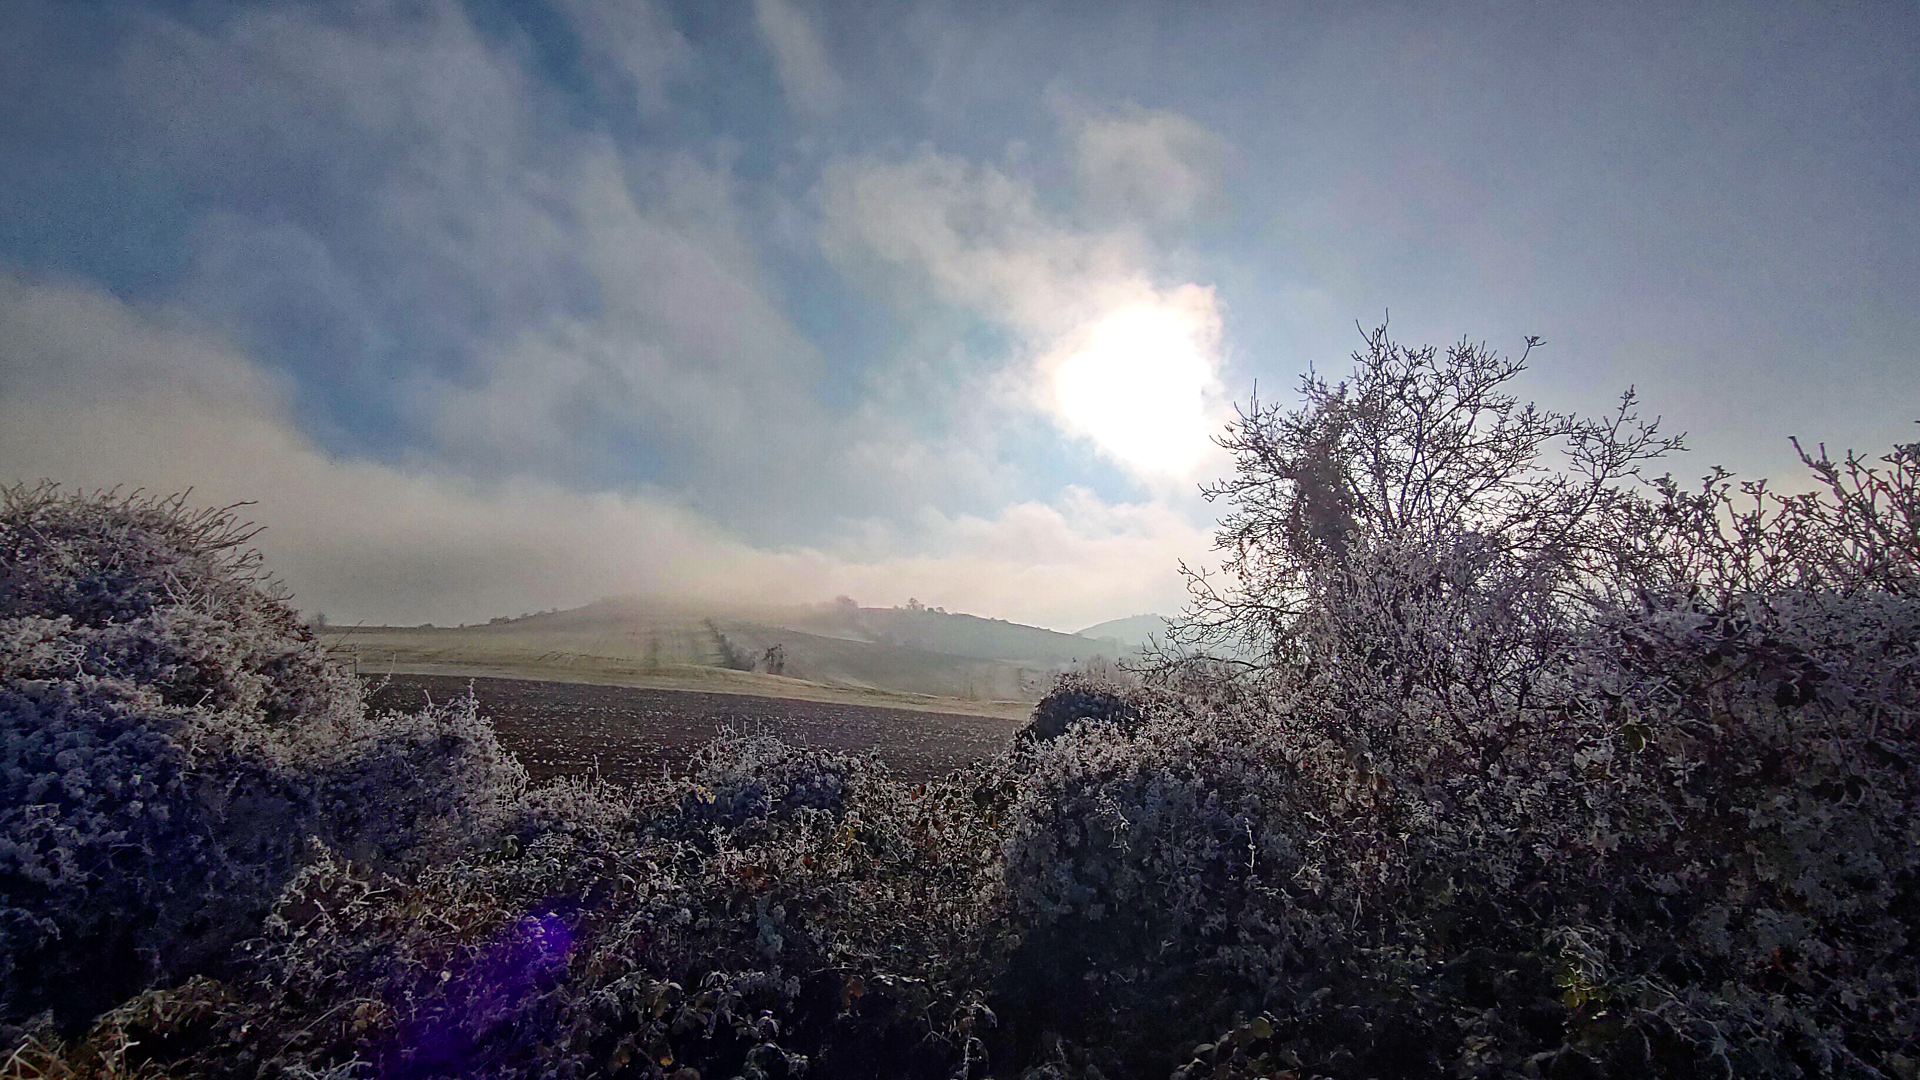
left=4, top=328, right=1917, bottom=1078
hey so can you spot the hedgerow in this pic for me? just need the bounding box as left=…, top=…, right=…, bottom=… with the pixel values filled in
left=4, top=327, right=1916, bottom=1079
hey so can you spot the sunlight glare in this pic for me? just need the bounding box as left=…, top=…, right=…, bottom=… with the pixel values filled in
left=1051, top=302, right=1219, bottom=477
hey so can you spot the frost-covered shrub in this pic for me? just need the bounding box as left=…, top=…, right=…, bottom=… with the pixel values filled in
left=675, top=733, right=872, bottom=828
left=0, top=630, right=314, bottom=1028
left=295, top=692, right=526, bottom=871
left=0, top=485, right=522, bottom=1033
left=997, top=703, right=1304, bottom=1070
left=1, top=486, right=1002, bottom=1074
left=1544, top=590, right=1920, bottom=1075
left=21, top=739, right=1012, bottom=1080
left=0, top=484, right=355, bottom=726
left=992, top=596, right=1919, bottom=1075
left=1017, top=668, right=1140, bottom=744
left=505, top=773, right=638, bottom=844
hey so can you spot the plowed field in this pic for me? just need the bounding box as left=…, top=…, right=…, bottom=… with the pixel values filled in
left=364, top=674, right=1025, bottom=784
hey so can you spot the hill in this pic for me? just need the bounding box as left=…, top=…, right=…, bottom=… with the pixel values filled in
left=1076, top=612, right=1173, bottom=650
left=322, top=596, right=1122, bottom=717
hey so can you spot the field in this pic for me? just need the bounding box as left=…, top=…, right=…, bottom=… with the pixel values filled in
left=324, top=596, right=1123, bottom=715
left=364, top=673, right=1027, bottom=783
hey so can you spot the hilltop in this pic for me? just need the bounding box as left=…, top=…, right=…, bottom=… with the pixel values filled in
left=1076, top=612, right=1174, bottom=649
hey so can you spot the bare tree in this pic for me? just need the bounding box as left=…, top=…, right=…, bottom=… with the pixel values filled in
left=1176, top=323, right=1681, bottom=682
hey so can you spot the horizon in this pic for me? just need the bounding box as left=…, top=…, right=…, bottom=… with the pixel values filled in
left=3, top=0, right=1915, bottom=632
left=319, top=591, right=1166, bottom=639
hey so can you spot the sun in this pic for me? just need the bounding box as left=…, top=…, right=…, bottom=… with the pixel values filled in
left=1050, top=301, right=1220, bottom=477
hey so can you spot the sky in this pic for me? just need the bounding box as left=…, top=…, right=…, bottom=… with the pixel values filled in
left=2, top=0, right=1916, bottom=631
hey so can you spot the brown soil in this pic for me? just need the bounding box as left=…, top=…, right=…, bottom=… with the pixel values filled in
left=364, top=673, right=1026, bottom=784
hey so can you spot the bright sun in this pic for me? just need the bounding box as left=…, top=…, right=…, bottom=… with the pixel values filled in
left=1051, top=302, right=1219, bottom=476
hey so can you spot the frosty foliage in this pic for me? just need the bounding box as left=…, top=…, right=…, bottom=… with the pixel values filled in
left=0, top=485, right=522, bottom=1032
left=1014, top=329, right=1920, bottom=1077
left=4, top=740, right=1010, bottom=1079
left=1016, top=665, right=1141, bottom=744
left=6, top=330, right=1919, bottom=1079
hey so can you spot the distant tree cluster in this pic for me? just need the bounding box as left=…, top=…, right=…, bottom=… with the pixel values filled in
left=705, top=621, right=758, bottom=672
left=3, top=326, right=1916, bottom=1079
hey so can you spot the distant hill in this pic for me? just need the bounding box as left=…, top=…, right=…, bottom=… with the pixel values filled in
left=324, top=597, right=1123, bottom=714
left=763, top=598, right=1106, bottom=663
left=1076, top=613, right=1174, bottom=650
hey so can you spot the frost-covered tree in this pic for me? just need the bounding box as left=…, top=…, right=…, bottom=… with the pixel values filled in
left=1177, top=325, right=1682, bottom=692
left=1013, top=329, right=1920, bottom=1077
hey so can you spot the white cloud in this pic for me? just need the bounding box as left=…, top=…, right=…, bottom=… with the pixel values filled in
left=0, top=274, right=1203, bottom=630
left=1071, top=106, right=1228, bottom=226
left=820, top=150, right=1141, bottom=335
left=753, top=0, right=845, bottom=120
left=422, top=149, right=837, bottom=494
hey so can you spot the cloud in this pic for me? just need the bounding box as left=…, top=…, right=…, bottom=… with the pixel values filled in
left=78, top=0, right=979, bottom=539
left=753, top=0, right=845, bottom=120
left=556, top=0, right=689, bottom=114
left=818, top=144, right=1234, bottom=481
left=0, top=272, right=1202, bottom=630
left=1071, top=106, right=1229, bottom=227
left=420, top=149, right=837, bottom=496
left=820, top=150, right=1140, bottom=335
left=0, top=2, right=1230, bottom=630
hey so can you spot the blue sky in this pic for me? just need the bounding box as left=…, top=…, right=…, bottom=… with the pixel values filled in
left=2, top=0, right=1916, bottom=628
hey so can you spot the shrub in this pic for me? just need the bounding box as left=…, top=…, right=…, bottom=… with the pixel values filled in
left=996, top=700, right=1309, bottom=1075
left=0, top=486, right=1009, bottom=1077
left=0, top=626, right=316, bottom=1028
left=0, top=485, right=522, bottom=1034
left=1016, top=667, right=1141, bottom=743
left=14, top=741, right=1010, bottom=1080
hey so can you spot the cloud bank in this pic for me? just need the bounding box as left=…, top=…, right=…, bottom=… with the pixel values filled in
left=0, top=272, right=1206, bottom=629
left=0, top=0, right=1234, bottom=629
left=7, top=0, right=1913, bottom=631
